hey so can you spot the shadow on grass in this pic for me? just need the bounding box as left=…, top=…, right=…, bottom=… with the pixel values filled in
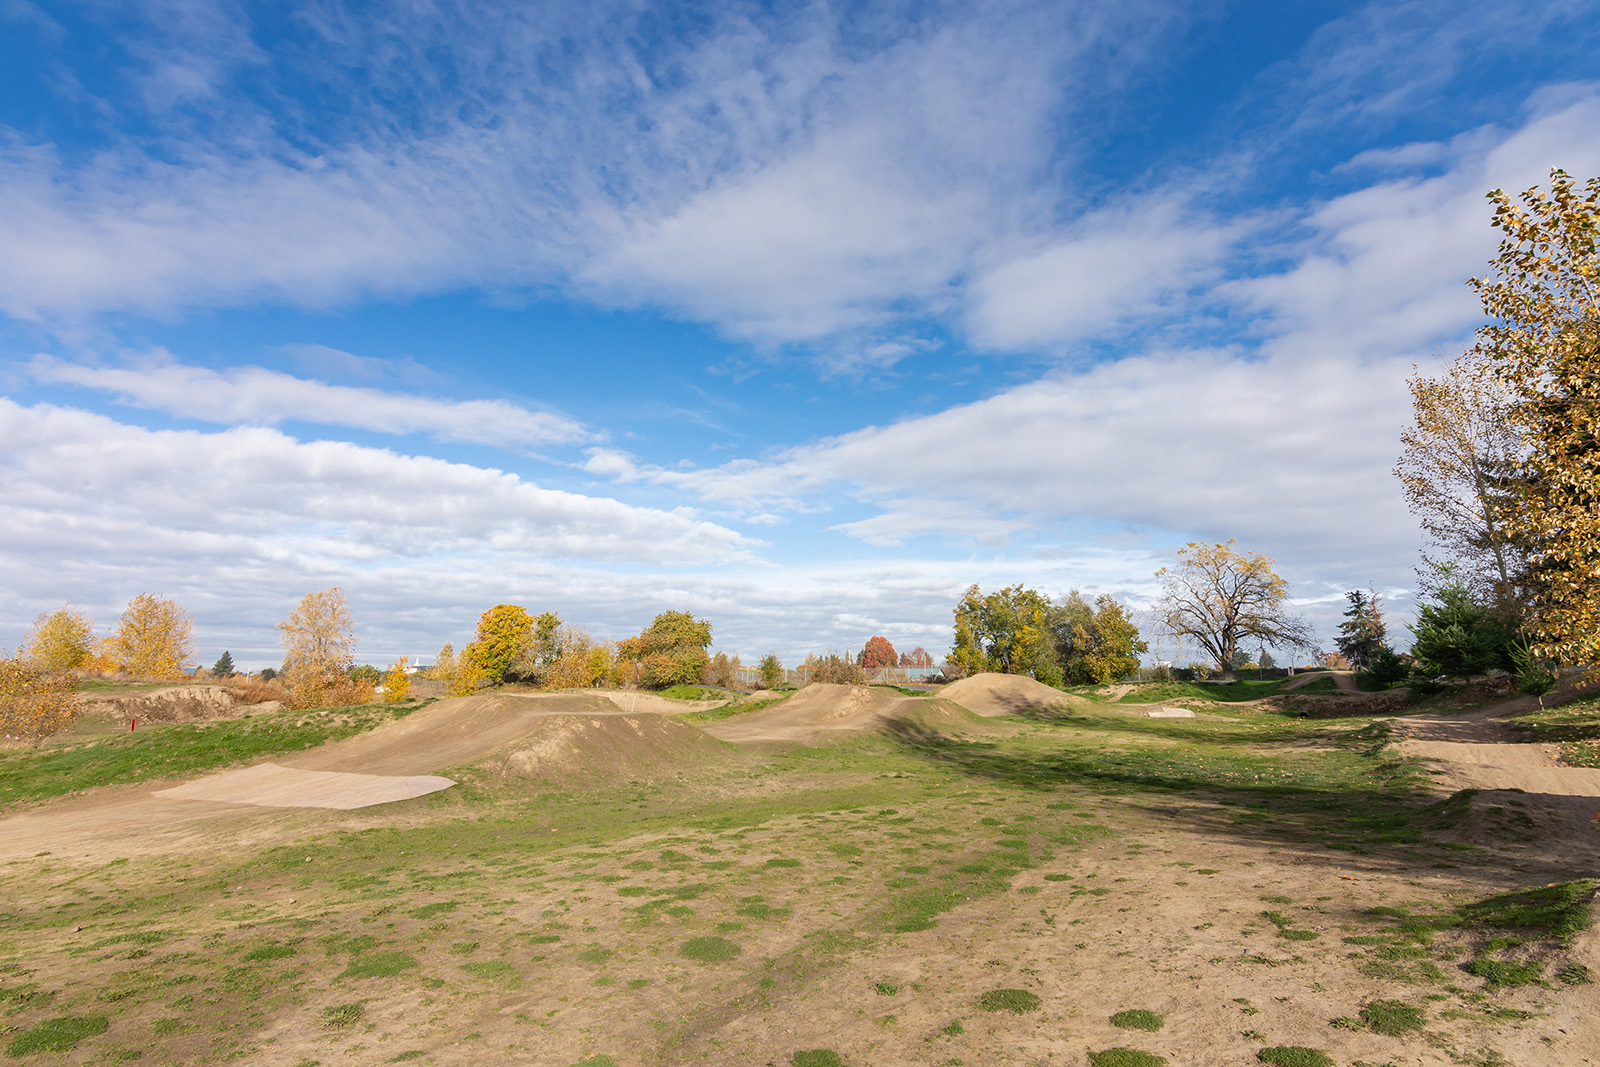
left=881, top=718, right=1443, bottom=855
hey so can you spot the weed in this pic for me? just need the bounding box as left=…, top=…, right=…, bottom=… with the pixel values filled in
left=939, top=1020, right=964, bottom=1036
left=680, top=937, right=740, bottom=963
left=460, top=960, right=514, bottom=980
left=1256, top=1048, right=1333, bottom=1067
left=977, top=988, right=1040, bottom=1014
left=1458, top=879, right=1598, bottom=944
left=6, top=1016, right=108, bottom=1055
left=577, top=947, right=614, bottom=964
left=1557, top=963, right=1592, bottom=985
left=1359, top=999, right=1425, bottom=1036
left=875, top=982, right=899, bottom=995
left=321, top=1003, right=364, bottom=1030
left=388, top=1053, right=426, bottom=1062
left=1088, top=1050, right=1166, bottom=1067
left=572, top=1056, right=618, bottom=1067
left=1110, top=1009, right=1164, bottom=1032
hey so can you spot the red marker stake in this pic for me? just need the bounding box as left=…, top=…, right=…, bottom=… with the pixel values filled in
left=130, top=718, right=136, bottom=732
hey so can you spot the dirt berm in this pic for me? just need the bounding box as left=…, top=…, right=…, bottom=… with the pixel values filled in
left=941, top=672, right=1091, bottom=717
left=279, top=691, right=623, bottom=775
left=482, top=714, right=742, bottom=784
left=79, top=685, right=261, bottom=723
left=704, top=684, right=993, bottom=747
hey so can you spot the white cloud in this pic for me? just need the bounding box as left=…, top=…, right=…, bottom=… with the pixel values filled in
left=964, top=200, right=1239, bottom=350
left=0, top=398, right=755, bottom=572
left=28, top=353, right=589, bottom=449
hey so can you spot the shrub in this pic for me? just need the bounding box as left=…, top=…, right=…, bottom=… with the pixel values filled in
left=804, top=653, right=863, bottom=685
left=759, top=652, right=783, bottom=689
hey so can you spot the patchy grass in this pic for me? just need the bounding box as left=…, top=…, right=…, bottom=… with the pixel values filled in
left=1110, top=1009, right=1165, bottom=1032
left=1089, top=1049, right=1167, bottom=1067
left=978, top=988, right=1040, bottom=1014
left=680, top=937, right=740, bottom=963
left=6, top=1015, right=108, bottom=1055
left=1116, top=678, right=1295, bottom=704
left=1257, top=1048, right=1333, bottom=1067
left=791, top=1051, right=845, bottom=1067
left=1359, top=999, right=1425, bottom=1036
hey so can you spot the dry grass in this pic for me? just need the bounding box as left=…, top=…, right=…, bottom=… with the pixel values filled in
left=230, top=678, right=289, bottom=705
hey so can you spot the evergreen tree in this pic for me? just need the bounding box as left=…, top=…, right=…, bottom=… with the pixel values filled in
left=212, top=650, right=235, bottom=676
left=1334, top=589, right=1387, bottom=669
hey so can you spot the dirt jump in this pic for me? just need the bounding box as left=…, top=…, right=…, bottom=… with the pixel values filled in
left=78, top=684, right=274, bottom=723
left=704, top=684, right=989, bottom=746
left=941, top=672, right=1090, bottom=716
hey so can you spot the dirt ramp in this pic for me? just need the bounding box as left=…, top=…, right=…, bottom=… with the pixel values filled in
left=81, top=685, right=250, bottom=724
left=488, top=715, right=739, bottom=784
left=704, top=685, right=993, bottom=746
left=154, top=763, right=455, bottom=810
left=281, top=691, right=616, bottom=775
left=941, top=673, right=1084, bottom=717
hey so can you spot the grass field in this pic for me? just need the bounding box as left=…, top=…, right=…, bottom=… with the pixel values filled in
left=0, top=683, right=1594, bottom=1066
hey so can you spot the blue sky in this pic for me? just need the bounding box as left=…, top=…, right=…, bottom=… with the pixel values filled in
left=2, top=0, right=1598, bottom=670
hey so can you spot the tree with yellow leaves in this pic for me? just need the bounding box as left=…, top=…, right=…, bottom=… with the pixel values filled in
left=0, top=658, right=79, bottom=745
left=1154, top=541, right=1311, bottom=680
left=21, top=607, right=95, bottom=671
left=278, top=588, right=363, bottom=708
left=111, top=594, right=196, bottom=678
left=381, top=656, right=412, bottom=704
left=1468, top=170, right=1600, bottom=667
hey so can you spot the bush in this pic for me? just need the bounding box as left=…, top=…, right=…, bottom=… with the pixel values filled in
left=759, top=652, right=783, bottom=689
left=804, top=654, right=863, bottom=686
left=0, top=659, right=80, bottom=745
left=1358, top=647, right=1409, bottom=690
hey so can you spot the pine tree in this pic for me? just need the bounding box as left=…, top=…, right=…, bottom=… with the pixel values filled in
left=212, top=650, right=235, bottom=676
left=1334, top=589, right=1387, bottom=670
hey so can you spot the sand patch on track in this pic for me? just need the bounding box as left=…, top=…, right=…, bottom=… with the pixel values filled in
left=941, top=672, right=1089, bottom=717
left=153, top=763, right=455, bottom=809
left=487, top=715, right=741, bottom=783
left=602, top=691, right=727, bottom=714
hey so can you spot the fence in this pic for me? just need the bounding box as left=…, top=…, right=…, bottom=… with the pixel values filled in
left=733, top=664, right=944, bottom=687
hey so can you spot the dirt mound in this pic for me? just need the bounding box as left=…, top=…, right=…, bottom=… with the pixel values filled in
left=602, top=690, right=727, bottom=714
left=704, top=685, right=999, bottom=746
left=487, top=715, right=740, bottom=784
left=941, top=672, right=1085, bottom=717
left=280, top=691, right=619, bottom=775
left=80, top=685, right=250, bottom=723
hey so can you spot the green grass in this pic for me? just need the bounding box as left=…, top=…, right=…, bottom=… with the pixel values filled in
left=241, top=944, right=295, bottom=961
left=1088, top=1049, right=1166, bottom=1067
left=1359, top=999, right=1425, bottom=1036
left=1110, top=1009, right=1164, bottom=1031
left=322, top=1003, right=365, bottom=1029
left=1257, top=1048, right=1333, bottom=1067
left=1465, top=958, right=1542, bottom=988
left=0, top=701, right=418, bottom=810
left=1457, top=879, right=1598, bottom=944
left=791, top=1051, right=844, bottom=1067
left=1116, top=678, right=1293, bottom=703
left=1506, top=695, right=1600, bottom=766
left=339, top=951, right=418, bottom=979
left=977, top=988, right=1040, bottom=1014
left=6, top=1016, right=108, bottom=1055
left=460, top=960, right=515, bottom=980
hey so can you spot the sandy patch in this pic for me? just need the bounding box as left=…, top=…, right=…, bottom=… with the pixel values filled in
left=153, top=763, right=455, bottom=809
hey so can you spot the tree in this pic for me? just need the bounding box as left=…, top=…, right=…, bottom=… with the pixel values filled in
left=211, top=650, right=235, bottom=677
left=509, top=611, right=565, bottom=684
left=1334, top=589, right=1387, bottom=670
left=898, top=646, right=934, bottom=668
left=617, top=611, right=713, bottom=689
left=1154, top=541, right=1312, bottom=680
left=758, top=652, right=783, bottom=689
left=1409, top=582, right=1516, bottom=683
left=859, top=636, right=898, bottom=670
left=0, top=658, right=79, bottom=745
left=468, top=604, right=535, bottom=684
left=112, top=593, right=197, bottom=678
left=1397, top=354, right=1530, bottom=615
left=948, top=584, right=1058, bottom=681
left=278, top=588, right=360, bottom=708
left=1063, top=593, right=1148, bottom=684
left=382, top=657, right=412, bottom=704
left=541, top=626, right=613, bottom=689
left=1470, top=170, right=1600, bottom=667
left=431, top=641, right=456, bottom=682
left=1259, top=649, right=1276, bottom=670
left=21, top=607, right=95, bottom=672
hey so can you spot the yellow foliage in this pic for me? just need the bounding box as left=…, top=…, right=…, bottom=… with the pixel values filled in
left=382, top=657, right=412, bottom=704
left=449, top=645, right=489, bottom=696
left=278, top=588, right=361, bottom=709
left=542, top=627, right=613, bottom=689
left=21, top=607, right=95, bottom=671
left=0, top=659, right=80, bottom=745
left=111, top=594, right=196, bottom=679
